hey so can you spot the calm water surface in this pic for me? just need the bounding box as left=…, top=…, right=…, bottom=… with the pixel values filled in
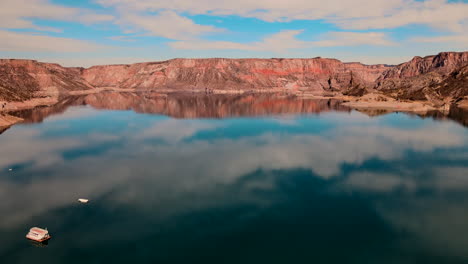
left=1, top=93, right=468, bottom=263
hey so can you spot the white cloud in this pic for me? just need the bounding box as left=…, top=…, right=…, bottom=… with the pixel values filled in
left=97, top=0, right=468, bottom=32
left=333, top=0, right=468, bottom=32
left=38, top=56, right=151, bottom=67
left=0, top=129, right=81, bottom=169
left=108, top=36, right=136, bottom=42
left=0, top=30, right=107, bottom=52
left=170, top=30, right=395, bottom=51
left=0, top=0, right=113, bottom=32
left=170, top=30, right=305, bottom=51
left=314, top=32, right=395, bottom=47
left=139, top=119, right=222, bottom=143
left=410, top=34, right=468, bottom=46
left=114, top=10, right=222, bottom=40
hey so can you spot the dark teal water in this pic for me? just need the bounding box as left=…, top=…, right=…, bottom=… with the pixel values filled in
left=1, top=97, right=468, bottom=263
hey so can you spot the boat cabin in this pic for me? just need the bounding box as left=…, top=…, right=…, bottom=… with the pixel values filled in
left=26, top=227, right=51, bottom=242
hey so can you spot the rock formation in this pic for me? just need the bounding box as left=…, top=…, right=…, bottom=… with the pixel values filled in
left=81, top=58, right=389, bottom=93
left=375, top=52, right=468, bottom=104
left=0, top=59, right=92, bottom=101
left=0, top=52, right=466, bottom=109
left=0, top=58, right=390, bottom=102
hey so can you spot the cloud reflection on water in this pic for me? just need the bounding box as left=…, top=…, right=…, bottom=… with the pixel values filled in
left=0, top=105, right=468, bottom=262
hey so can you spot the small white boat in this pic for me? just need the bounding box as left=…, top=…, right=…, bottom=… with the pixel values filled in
left=78, top=198, right=89, bottom=203
left=26, top=227, right=51, bottom=242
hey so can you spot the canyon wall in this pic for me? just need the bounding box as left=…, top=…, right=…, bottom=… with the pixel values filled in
left=81, top=58, right=389, bottom=93
left=0, top=52, right=467, bottom=106
left=375, top=52, right=468, bottom=103
left=0, top=59, right=92, bottom=101
left=378, top=52, right=468, bottom=80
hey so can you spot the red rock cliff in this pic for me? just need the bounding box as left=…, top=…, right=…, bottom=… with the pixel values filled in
left=0, top=59, right=93, bottom=101
left=1, top=52, right=466, bottom=104
left=81, top=58, right=389, bottom=93
left=378, top=52, right=468, bottom=80
left=375, top=52, right=468, bottom=102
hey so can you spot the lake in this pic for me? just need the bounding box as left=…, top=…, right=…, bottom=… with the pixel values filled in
left=1, top=92, right=468, bottom=263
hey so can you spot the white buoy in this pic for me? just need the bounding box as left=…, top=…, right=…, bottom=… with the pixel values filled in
left=78, top=199, right=89, bottom=204
left=8, top=168, right=12, bottom=171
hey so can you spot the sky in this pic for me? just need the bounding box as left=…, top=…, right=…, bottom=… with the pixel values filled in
left=0, top=0, right=467, bottom=67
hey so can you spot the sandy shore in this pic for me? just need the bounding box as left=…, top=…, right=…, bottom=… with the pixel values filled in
left=338, top=93, right=452, bottom=114
left=0, top=97, right=59, bottom=112
left=0, top=114, right=23, bottom=129
left=342, top=100, right=446, bottom=114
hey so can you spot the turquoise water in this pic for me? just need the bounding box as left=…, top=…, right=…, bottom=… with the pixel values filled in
left=1, top=95, right=468, bottom=263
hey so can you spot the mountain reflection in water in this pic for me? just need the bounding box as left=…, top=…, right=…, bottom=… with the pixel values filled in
left=8, top=92, right=350, bottom=123
left=0, top=92, right=468, bottom=264
left=6, top=91, right=468, bottom=128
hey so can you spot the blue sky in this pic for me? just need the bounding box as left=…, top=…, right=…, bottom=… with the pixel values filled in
left=0, top=0, right=467, bottom=67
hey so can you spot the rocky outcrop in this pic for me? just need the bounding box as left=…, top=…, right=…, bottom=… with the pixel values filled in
left=375, top=52, right=468, bottom=104
left=378, top=52, right=468, bottom=80
left=0, top=61, right=40, bottom=101
left=432, top=65, right=468, bottom=99
left=0, top=59, right=93, bottom=101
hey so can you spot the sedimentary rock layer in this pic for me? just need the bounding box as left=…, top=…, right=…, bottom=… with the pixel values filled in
left=375, top=52, right=468, bottom=103
left=81, top=58, right=389, bottom=93
left=0, top=52, right=467, bottom=105
left=0, top=59, right=92, bottom=101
